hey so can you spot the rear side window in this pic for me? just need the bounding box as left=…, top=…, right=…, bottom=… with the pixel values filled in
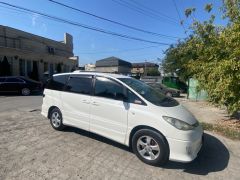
left=46, top=75, right=69, bottom=91
left=6, top=78, right=23, bottom=83
left=0, top=78, right=6, bottom=82
left=94, top=77, right=125, bottom=100
left=66, top=76, right=92, bottom=95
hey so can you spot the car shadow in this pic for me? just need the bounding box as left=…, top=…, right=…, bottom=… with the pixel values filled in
left=164, top=133, right=229, bottom=175
left=63, top=126, right=130, bottom=152
left=63, top=127, right=229, bottom=175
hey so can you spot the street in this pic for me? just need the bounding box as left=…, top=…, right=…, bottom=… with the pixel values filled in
left=0, top=96, right=240, bottom=180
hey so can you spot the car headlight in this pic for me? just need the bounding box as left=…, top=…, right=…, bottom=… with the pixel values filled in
left=162, top=116, right=198, bottom=131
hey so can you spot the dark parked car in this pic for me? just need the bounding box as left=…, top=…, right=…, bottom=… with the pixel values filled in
left=147, top=82, right=180, bottom=97
left=0, top=76, right=42, bottom=96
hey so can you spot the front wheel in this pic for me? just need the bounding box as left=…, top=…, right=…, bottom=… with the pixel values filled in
left=132, top=129, right=169, bottom=166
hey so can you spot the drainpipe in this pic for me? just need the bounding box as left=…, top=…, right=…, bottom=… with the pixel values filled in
left=144, top=60, right=147, bottom=77
left=3, top=27, right=7, bottom=47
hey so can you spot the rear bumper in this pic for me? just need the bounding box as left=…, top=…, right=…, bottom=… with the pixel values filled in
left=167, top=133, right=203, bottom=163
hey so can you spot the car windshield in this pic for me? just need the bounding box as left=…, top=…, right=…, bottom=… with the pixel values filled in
left=148, top=83, right=163, bottom=90
left=118, top=78, right=179, bottom=107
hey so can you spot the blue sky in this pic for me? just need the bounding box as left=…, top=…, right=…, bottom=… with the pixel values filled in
left=0, top=0, right=224, bottom=66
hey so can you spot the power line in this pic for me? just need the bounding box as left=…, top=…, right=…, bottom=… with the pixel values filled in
left=130, top=0, right=178, bottom=23
left=48, top=0, right=180, bottom=39
left=112, top=0, right=168, bottom=22
left=172, top=0, right=187, bottom=34
left=0, top=2, right=171, bottom=45
left=112, top=0, right=178, bottom=25
left=79, top=45, right=162, bottom=55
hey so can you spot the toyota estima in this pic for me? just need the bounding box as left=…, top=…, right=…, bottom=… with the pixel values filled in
left=41, top=72, right=203, bottom=166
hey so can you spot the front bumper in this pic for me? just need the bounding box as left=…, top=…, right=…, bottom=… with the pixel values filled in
left=167, top=133, right=203, bottom=163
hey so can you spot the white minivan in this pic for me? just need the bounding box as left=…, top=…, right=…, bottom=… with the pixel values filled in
left=41, top=72, right=203, bottom=166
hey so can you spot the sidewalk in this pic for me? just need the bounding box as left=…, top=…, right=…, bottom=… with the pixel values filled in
left=175, top=95, right=230, bottom=124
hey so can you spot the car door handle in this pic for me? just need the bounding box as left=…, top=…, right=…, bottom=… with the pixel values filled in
left=82, top=100, right=90, bottom=104
left=92, top=101, right=99, bottom=106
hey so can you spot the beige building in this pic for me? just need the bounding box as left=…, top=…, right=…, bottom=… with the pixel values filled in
left=131, top=62, right=159, bottom=76
left=0, top=25, right=78, bottom=82
left=84, top=63, right=96, bottom=71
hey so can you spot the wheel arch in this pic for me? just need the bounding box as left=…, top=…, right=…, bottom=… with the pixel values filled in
left=128, top=125, right=169, bottom=151
left=47, top=106, right=59, bottom=119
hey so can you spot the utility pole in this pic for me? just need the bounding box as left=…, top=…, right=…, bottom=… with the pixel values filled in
left=144, top=60, right=147, bottom=77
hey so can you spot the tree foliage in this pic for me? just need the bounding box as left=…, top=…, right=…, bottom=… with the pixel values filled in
left=162, top=0, right=240, bottom=115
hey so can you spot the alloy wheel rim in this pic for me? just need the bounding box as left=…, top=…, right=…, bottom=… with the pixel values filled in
left=51, top=112, right=61, bottom=128
left=22, top=88, right=30, bottom=95
left=137, top=135, right=160, bottom=161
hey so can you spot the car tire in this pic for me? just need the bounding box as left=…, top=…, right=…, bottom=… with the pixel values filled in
left=49, top=108, right=65, bottom=131
left=21, top=88, right=30, bottom=96
left=132, top=129, right=169, bottom=166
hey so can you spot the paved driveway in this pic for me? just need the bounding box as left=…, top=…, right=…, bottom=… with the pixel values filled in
left=0, top=96, right=239, bottom=179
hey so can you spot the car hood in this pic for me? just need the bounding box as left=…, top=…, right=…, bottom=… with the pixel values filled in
left=159, top=104, right=197, bottom=125
left=167, top=87, right=179, bottom=92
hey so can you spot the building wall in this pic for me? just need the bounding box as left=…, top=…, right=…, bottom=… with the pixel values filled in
left=118, top=66, right=131, bottom=74
left=95, top=66, right=118, bottom=73
left=0, top=25, right=73, bottom=57
left=131, top=66, right=159, bottom=75
left=95, top=66, right=131, bottom=74
left=85, top=64, right=96, bottom=71
left=131, top=67, right=144, bottom=74
left=0, top=25, right=77, bottom=81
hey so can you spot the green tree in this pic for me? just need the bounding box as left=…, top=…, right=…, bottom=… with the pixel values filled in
left=146, top=67, right=160, bottom=76
left=162, top=0, right=240, bottom=115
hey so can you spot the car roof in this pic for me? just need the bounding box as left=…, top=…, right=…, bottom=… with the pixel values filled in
left=54, top=71, right=131, bottom=79
left=0, top=76, right=24, bottom=78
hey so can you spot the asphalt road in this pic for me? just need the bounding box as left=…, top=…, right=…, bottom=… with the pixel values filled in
left=0, top=96, right=240, bottom=180
left=0, top=95, right=42, bottom=112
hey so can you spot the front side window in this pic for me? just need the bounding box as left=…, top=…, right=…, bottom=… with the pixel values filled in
left=118, top=78, right=179, bottom=107
left=66, top=76, right=92, bottom=95
left=94, top=77, right=125, bottom=100
left=127, top=90, right=145, bottom=105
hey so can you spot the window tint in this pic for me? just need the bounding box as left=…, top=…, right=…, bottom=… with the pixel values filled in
left=46, top=75, right=69, bottom=91
left=118, top=78, right=179, bottom=107
left=6, top=78, right=23, bottom=83
left=128, top=90, right=145, bottom=105
left=94, top=77, right=125, bottom=100
left=66, top=76, right=92, bottom=95
left=0, top=78, right=6, bottom=82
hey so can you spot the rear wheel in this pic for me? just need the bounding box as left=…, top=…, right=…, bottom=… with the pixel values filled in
left=21, top=88, right=30, bottom=96
left=49, top=108, right=65, bottom=130
left=132, top=129, right=169, bottom=166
